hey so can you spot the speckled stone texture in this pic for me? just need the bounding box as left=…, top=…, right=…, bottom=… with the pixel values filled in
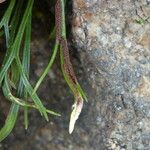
left=0, top=0, right=150, bottom=150
left=72, top=0, right=150, bottom=149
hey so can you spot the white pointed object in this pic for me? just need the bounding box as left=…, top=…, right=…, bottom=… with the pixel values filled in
left=69, top=97, right=83, bottom=134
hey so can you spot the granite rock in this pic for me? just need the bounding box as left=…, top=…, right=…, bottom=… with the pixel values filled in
left=71, top=0, right=150, bottom=149
left=0, top=0, right=150, bottom=150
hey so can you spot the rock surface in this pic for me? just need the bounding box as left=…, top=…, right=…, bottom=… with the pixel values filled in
left=0, top=0, right=150, bottom=150
left=72, top=0, right=150, bottom=149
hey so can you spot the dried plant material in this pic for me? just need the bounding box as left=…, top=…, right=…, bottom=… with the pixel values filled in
left=56, top=0, right=87, bottom=134
left=60, top=38, right=77, bottom=84
left=55, top=0, right=62, bottom=42
left=60, top=37, right=86, bottom=134
left=69, top=96, right=83, bottom=134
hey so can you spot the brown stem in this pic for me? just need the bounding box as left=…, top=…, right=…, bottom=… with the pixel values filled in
left=55, top=0, right=62, bottom=42
left=60, top=38, right=77, bottom=84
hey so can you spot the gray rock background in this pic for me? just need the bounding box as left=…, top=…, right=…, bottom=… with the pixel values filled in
left=72, top=0, right=150, bottom=149
left=0, top=0, right=150, bottom=150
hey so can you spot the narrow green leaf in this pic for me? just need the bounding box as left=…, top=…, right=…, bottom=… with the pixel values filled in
left=20, top=11, right=32, bottom=130
left=33, top=42, right=59, bottom=94
left=0, top=0, right=16, bottom=29
left=4, top=23, right=10, bottom=47
left=2, top=76, right=60, bottom=116
left=0, top=0, right=34, bottom=85
left=48, top=27, right=56, bottom=40
left=24, top=107, right=28, bottom=130
left=16, top=58, right=49, bottom=121
left=76, top=84, right=88, bottom=102
left=0, top=103, right=19, bottom=142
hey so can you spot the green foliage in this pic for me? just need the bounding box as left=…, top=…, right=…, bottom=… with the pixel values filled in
left=0, top=0, right=87, bottom=141
left=135, top=18, right=149, bottom=25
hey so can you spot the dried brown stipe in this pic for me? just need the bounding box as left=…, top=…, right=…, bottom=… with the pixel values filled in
left=55, top=0, right=62, bottom=42
left=61, top=38, right=77, bottom=84
left=55, top=0, right=78, bottom=84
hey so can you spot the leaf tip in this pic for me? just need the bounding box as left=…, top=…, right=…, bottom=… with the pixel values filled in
left=69, top=96, right=83, bottom=134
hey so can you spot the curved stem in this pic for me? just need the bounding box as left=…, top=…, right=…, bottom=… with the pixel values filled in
left=32, top=42, right=59, bottom=94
